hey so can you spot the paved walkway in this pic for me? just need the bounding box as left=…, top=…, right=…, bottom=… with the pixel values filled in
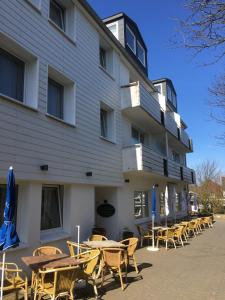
left=5, top=220, right=225, bottom=300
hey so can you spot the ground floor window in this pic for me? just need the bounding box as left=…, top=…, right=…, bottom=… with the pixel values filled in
left=159, top=192, right=165, bottom=215
left=0, top=184, right=18, bottom=226
left=41, top=185, right=63, bottom=231
left=175, top=192, right=182, bottom=212
left=134, top=191, right=149, bottom=219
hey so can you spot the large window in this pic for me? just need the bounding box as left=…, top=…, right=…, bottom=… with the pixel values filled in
left=131, top=127, right=145, bottom=144
left=0, top=48, right=24, bottom=102
left=0, top=185, right=18, bottom=226
left=99, top=44, right=114, bottom=77
left=48, top=78, right=64, bottom=119
left=172, top=151, right=180, bottom=163
left=100, top=108, right=108, bottom=138
left=41, top=185, right=63, bottom=231
left=50, top=0, right=65, bottom=31
left=134, top=191, right=149, bottom=219
left=137, top=41, right=145, bottom=66
left=126, top=25, right=136, bottom=53
left=175, top=192, right=182, bottom=212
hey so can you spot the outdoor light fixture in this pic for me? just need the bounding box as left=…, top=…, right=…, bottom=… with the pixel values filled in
left=40, top=165, right=48, bottom=171
left=125, top=179, right=130, bottom=183
left=86, top=172, right=93, bottom=177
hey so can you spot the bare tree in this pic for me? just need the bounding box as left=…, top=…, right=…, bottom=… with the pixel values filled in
left=196, top=159, right=221, bottom=184
left=175, top=0, right=225, bottom=140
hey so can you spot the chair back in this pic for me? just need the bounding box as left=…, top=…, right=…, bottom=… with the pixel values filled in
left=121, top=238, right=138, bottom=256
left=82, top=249, right=100, bottom=275
left=33, top=246, right=62, bottom=256
left=67, top=241, right=91, bottom=256
left=173, top=226, right=183, bottom=237
left=89, top=234, right=107, bottom=241
left=102, top=248, right=125, bottom=268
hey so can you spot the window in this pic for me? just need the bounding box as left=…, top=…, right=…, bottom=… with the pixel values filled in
left=41, top=185, right=63, bottom=231
left=137, top=41, right=145, bottom=66
left=126, top=25, right=136, bottom=53
left=50, top=0, right=65, bottom=31
left=0, top=48, right=24, bottom=102
left=167, top=84, right=177, bottom=108
left=106, top=22, right=118, bottom=39
left=47, top=66, right=76, bottom=125
left=131, top=127, right=145, bottom=144
left=100, top=102, right=115, bottom=142
left=172, top=151, right=180, bottom=163
left=48, top=78, right=64, bottom=119
left=159, top=192, right=165, bottom=215
left=0, top=185, right=18, bottom=226
left=134, top=191, right=149, bottom=219
left=175, top=192, right=182, bottom=212
left=99, top=47, right=106, bottom=69
left=100, top=108, right=108, bottom=138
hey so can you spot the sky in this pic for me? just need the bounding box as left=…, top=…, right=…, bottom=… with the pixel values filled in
left=88, top=0, right=225, bottom=173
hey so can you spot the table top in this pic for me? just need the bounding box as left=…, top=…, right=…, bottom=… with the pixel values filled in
left=83, top=240, right=125, bottom=249
left=21, top=254, right=80, bottom=270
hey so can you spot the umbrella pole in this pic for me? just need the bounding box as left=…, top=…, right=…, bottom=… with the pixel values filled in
left=147, top=214, right=159, bottom=252
left=76, top=225, right=80, bottom=255
left=0, top=252, right=5, bottom=300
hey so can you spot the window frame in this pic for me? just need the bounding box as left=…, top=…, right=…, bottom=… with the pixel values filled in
left=41, top=185, right=63, bottom=233
left=99, top=47, right=107, bottom=70
left=0, top=48, right=25, bottom=103
left=100, top=108, right=108, bottom=138
left=134, top=191, right=149, bottom=219
left=131, top=126, right=145, bottom=145
left=126, top=25, right=136, bottom=54
left=137, top=40, right=146, bottom=66
left=49, top=0, right=65, bottom=31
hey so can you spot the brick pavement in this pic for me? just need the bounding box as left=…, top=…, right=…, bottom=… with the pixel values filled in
left=4, top=220, right=225, bottom=300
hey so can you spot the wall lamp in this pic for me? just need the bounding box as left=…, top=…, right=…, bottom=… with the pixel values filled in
left=86, top=172, right=93, bottom=177
left=40, top=165, right=48, bottom=171
left=124, top=179, right=130, bottom=183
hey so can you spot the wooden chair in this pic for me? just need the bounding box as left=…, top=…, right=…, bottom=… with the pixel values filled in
left=187, top=219, right=199, bottom=237
left=72, top=249, right=101, bottom=298
left=34, top=265, right=79, bottom=300
left=136, top=225, right=153, bottom=247
left=32, top=246, right=63, bottom=290
left=89, top=234, right=108, bottom=241
left=173, top=226, right=184, bottom=247
left=102, top=248, right=127, bottom=291
left=67, top=241, right=91, bottom=256
left=0, top=262, right=28, bottom=300
left=202, top=216, right=213, bottom=228
left=120, top=237, right=139, bottom=274
left=156, top=228, right=176, bottom=250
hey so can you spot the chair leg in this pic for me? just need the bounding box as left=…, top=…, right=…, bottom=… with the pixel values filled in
left=118, top=267, right=124, bottom=290
left=166, top=240, right=168, bottom=250
left=141, top=238, right=143, bottom=248
left=180, top=237, right=184, bottom=247
left=132, top=255, right=139, bottom=274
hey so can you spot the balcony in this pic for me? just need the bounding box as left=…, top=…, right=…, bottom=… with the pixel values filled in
left=165, top=112, right=178, bottom=137
left=121, top=82, right=164, bottom=133
left=123, top=144, right=196, bottom=183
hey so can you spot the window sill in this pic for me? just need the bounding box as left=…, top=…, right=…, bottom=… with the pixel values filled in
left=100, top=136, right=116, bottom=144
left=99, top=65, right=115, bottom=81
left=46, top=113, right=76, bottom=128
left=40, top=230, right=71, bottom=244
left=0, top=93, right=38, bottom=112
left=24, top=0, right=42, bottom=14
left=48, top=19, right=76, bottom=46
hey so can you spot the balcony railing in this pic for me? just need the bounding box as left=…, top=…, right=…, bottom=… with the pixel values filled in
left=121, top=82, right=161, bottom=124
left=165, top=112, right=178, bottom=137
left=123, top=144, right=195, bottom=183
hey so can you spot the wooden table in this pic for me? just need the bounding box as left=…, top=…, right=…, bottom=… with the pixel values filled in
left=22, top=253, right=80, bottom=271
left=83, top=240, right=125, bottom=249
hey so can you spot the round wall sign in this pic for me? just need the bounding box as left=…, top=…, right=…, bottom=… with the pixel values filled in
left=97, top=201, right=115, bottom=218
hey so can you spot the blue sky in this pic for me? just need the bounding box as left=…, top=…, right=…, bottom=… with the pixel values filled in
left=88, top=0, right=225, bottom=173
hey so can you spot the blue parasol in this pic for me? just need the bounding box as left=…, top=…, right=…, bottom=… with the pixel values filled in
left=0, top=167, right=20, bottom=300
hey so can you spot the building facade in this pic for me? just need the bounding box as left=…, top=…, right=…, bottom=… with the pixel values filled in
left=0, top=0, right=195, bottom=267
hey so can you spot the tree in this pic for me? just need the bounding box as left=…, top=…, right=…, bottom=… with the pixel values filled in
left=175, top=0, right=225, bottom=140
left=191, top=160, right=224, bottom=212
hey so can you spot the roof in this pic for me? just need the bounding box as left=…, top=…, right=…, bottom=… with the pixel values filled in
left=103, top=12, right=147, bottom=49
left=152, top=78, right=177, bottom=95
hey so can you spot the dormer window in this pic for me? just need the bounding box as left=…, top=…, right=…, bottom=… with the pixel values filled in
left=167, top=85, right=177, bottom=108
left=126, top=25, right=136, bottom=53
left=137, top=41, right=145, bottom=66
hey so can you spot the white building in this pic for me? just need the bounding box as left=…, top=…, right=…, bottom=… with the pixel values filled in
left=0, top=0, right=195, bottom=267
